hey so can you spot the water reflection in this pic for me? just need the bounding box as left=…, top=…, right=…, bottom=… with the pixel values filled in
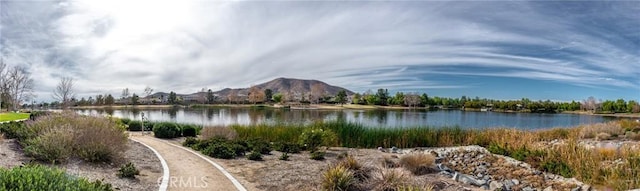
left=75, top=107, right=615, bottom=129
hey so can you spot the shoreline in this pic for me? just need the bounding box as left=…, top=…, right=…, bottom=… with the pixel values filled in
left=70, top=104, right=640, bottom=118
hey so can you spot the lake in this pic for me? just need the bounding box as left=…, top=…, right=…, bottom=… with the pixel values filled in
left=74, top=107, right=616, bottom=129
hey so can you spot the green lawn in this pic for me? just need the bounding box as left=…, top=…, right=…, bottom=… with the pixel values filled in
left=0, top=112, right=30, bottom=122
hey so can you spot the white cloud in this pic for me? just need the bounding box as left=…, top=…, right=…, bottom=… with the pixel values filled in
left=1, top=1, right=638, bottom=101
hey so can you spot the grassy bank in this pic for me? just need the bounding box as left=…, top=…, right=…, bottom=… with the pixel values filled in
left=225, top=120, right=640, bottom=189
left=0, top=112, right=30, bottom=122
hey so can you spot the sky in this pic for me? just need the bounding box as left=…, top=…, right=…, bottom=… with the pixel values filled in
left=1, top=0, right=639, bottom=103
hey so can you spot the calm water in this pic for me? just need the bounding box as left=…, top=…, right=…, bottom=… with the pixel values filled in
left=75, top=107, right=615, bottom=129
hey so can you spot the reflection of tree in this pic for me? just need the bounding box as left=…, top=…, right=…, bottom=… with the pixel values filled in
left=206, top=108, right=214, bottom=120
left=131, top=108, right=140, bottom=118
left=248, top=109, right=262, bottom=125
left=364, top=110, right=387, bottom=124
left=104, top=108, right=114, bottom=116
left=336, top=110, right=347, bottom=123
left=168, top=107, right=178, bottom=119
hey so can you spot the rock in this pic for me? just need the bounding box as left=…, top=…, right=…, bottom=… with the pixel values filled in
left=437, top=163, right=454, bottom=173
left=476, top=173, right=483, bottom=179
left=543, top=186, right=553, bottom=191
left=522, top=186, right=535, bottom=191
left=391, top=146, right=399, bottom=153
left=454, top=173, right=487, bottom=187
left=503, top=180, right=515, bottom=190
left=489, top=181, right=504, bottom=191
left=580, top=184, right=591, bottom=191
left=511, top=179, right=519, bottom=185
left=439, top=171, right=453, bottom=178
left=377, top=147, right=385, bottom=152
left=571, top=187, right=580, bottom=191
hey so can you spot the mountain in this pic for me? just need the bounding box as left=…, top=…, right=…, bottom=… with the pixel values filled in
left=214, top=77, right=354, bottom=99
left=144, top=78, right=354, bottom=102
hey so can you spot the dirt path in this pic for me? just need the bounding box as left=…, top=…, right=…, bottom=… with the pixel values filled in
left=129, top=133, right=244, bottom=191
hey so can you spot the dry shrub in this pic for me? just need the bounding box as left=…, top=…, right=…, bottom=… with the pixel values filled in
left=23, top=112, right=128, bottom=163
left=370, top=168, right=410, bottom=191
left=399, top=153, right=436, bottom=175
left=322, top=165, right=355, bottom=191
left=24, top=125, right=75, bottom=163
left=382, top=156, right=399, bottom=168
left=596, top=148, right=618, bottom=161
left=596, top=133, right=612, bottom=141
left=200, top=126, right=237, bottom=140
left=625, top=131, right=640, bottom=141
left=398, top=184, right=434, bottom=191
left=579, top=122, right=625, bottom=139
left=338, top=155, right=362, bottom=171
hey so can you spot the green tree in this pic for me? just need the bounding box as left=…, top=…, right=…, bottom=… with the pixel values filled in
left=375, top=89, right=389, bottom=105
left=105, top=94, right=115, bottom=105
left=352, top=93, right=361, bottom=104
left=131, top=93, right=139, bottom=105
left=420, top=93, right=429, bottom=106
left=335, top=90, right=347, bottom=106
left=207, top=89, right=215, bottom=104
left=392, top=92, right=404, bottom=106
left=273, top=93, right=283, bottom=103
left=365, top=94, right=376, bottom=105
left=615, top=99, right=627, bottom=113
left=264, top=89, right=273, bottom=102
left=628, top=100, right=639, bottom=113
left=168, top=91, right=178, bottom=105
left=601, top=100, right=614, bottom=112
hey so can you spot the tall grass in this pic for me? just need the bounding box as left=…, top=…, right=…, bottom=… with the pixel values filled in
left=226, top=120, right=640, bottom=189
left=231, top=121, right=471, bottom=148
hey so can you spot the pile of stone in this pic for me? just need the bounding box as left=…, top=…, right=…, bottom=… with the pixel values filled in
left=393, top=146, right=591, bottom=191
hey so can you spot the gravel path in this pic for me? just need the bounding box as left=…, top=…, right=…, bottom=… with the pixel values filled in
left=129, top=133, right=242, bottom=191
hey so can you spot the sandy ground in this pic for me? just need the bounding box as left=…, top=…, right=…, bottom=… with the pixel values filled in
left=0, top=139, right=162, bottom=191
left=166, top=137, right=484, bottom=191
left=130, top=133, right=239, bottom=191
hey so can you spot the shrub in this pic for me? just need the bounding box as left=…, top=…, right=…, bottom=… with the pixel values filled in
left=23, top=126, right=74, bottom=163
left=247, top=139, right=272, bottom=155
left=0, top=164, right=113, bottom=191
left=310, top=151, right=325, bottom=160
left=21, top=112, right=128, bottom=163
left=120, top=118, right=131, bottom=125
left=202, top=143, right=236, bottom=159
left=540, top=160, right=573, bottom=178
left=246, top=151, right=263, bottom=161
left=580, top=122, right=625, bottom=139
left=299, top=128, right=338, bottom=152
left=181, top=124, right=198, bottom=137
left=0, top=121, right=24, bottom=139
left=338, top=155, right=361, bottom=171
left=117, top=162, right=140, bottom=178
left=201, top=126, right=237, bottom=140
left=371, top=168, right=409, bottom=191
left=279, top=152, right=289, bottom=161
left=153, top=122, right=181, bottom=138
left=596, top=132, right=612, bottom=141
left=399, top=153, right=436, bottom=175
left=183, top=137, right=200, bottom=147
left=625, top=131, right=640, bottom=141
left=127, top=121, right=143, bottom=131
left=273, top=142, right=301, bottom=154
left=322, top=165, right=354, bottom=191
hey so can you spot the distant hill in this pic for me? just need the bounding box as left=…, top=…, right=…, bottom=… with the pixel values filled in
left=145, top=77, right=354, bottom=102
left=213, top=77, right=354, bottom=99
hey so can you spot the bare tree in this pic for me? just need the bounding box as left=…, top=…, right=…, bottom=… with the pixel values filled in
left=5, top=66, right=33, bottom=111
left=310, top=83, right=325, bottom=104
left=404, top=92, right=421, bottom=108
left=198, top=88, right=207, bottom=104
left=227, top=89, right=238, bottom=104
left=121, top=88, right=130, bottom=106
left=0, top=61, right=6, bottom=110
left=248, top=85, right=265, bottom=104
left=582, top=96, right=598, bottom=112
left=53, top=77, right=75, bottom=109
left=143, top=86, right=153, bottom=104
